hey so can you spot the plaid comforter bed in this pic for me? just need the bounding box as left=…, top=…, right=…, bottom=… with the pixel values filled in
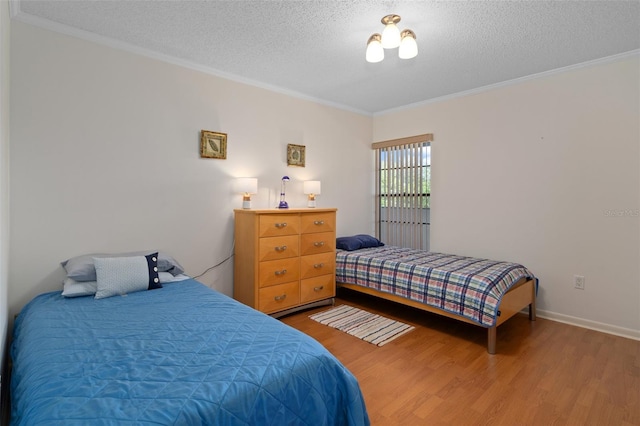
left=335, top=246, right=535, bottom=327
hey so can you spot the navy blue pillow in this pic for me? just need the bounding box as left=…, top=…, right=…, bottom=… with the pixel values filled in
left=336, top=236, right=362, bottom=251
left=336, top=234, right=384, bottom=251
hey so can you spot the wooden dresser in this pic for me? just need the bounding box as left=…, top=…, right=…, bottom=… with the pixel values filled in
left=233, top=208, right=337, bottom=316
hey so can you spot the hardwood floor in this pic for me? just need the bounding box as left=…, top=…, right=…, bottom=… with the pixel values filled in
left=280, top=288, right=640, bottom=426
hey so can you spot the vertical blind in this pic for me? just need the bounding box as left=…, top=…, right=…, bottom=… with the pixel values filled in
left=373, top=134, right=433, bottom=250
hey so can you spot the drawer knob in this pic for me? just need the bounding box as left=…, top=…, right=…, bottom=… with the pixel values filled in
left=275, top=245, right=287, bottom=252
left=314, top=220, right=325, bottom=225
left=274, top=269, right=287, bottom=276
left=275, top=223, right=287, bottom=229
left=313, top=241, right=325, bottom=247
left=313, top=286, right=324, bottom=292
left=313, top=263, right=324, bottom=269
left=274, top=294, right=287, bottom=301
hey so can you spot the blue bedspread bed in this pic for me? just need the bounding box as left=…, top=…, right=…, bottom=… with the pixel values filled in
left=11, top=279, right=369, bottom=425
left=336, top=246, right=535, bottom=328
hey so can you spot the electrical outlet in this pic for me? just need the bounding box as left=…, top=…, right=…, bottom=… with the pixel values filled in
left=574, top=275, right=585, bottom=290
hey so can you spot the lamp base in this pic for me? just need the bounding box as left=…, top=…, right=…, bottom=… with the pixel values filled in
left=307, top=200, right=316, bottom=208
left=242, top=200, right=251, bottom=209
left=278, top=201, right=289, bottom=209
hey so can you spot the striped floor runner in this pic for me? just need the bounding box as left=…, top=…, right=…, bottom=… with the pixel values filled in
left=309, top=305, right=415, bottom=346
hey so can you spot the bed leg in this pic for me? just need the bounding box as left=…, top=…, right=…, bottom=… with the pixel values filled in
left=529, top=304, right=537, bottom=321
left=529, top=283, right=537, bottom=321
left=487, top=327, right=497, bottom=354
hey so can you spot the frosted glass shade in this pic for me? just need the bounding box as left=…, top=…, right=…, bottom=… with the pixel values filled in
left=399, top=30, right=418, bottom=59
left=381, top=23, right=401, bottom=48
left=366, top=35, right=384, bottom=63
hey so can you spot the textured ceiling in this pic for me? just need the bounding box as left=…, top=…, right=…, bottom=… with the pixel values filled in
left=13, top=0, right=640, bottom=114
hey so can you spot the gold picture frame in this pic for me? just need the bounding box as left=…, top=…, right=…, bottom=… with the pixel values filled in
left=287, top=144, right=305, bottom=167
left=200, top=130, right=227, bottom=159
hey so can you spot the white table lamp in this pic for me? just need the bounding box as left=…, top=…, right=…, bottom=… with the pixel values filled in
left=235, top=178, right=258, bottom=209
left=303, top=181, right=321, bottom=208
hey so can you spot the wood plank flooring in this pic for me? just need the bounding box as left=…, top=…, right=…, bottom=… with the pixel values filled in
left=280, top=288, right=640, bottom=426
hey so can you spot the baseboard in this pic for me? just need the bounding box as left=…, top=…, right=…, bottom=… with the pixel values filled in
left=270, top=298, right=334, bottom=319
left=534, top=309, right=640, bottom=341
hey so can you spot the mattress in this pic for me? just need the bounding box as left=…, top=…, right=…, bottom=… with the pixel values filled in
left=10, top=279, right=369, bottom=425
left=336, top=246, right=535, bottom=327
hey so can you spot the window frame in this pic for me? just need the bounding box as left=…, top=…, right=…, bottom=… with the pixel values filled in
left=372, top=134, right=433, bottom=250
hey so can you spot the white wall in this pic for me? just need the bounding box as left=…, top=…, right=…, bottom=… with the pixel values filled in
left=8, top=19, right=639, bottom=343
left=8, top=21, right=373, bottom=318
left=373, top=56, right=640, bottom=337
left=0, top=0, right=11, bottom=408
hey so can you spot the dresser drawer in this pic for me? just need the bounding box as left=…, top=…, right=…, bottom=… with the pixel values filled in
left=259, top=215, right=300, bottom=237
left=259, top=235, right=299, bottom=261
left=300, top=231, right=335, bottom=256
left=301, top=212, right=336, bottom=234
left=300, top=275, right=335, bottom=304
left=300, top=252, right=335, bottom=279
left=259, top=281, right=300, bottom=313
left=259, top=258, right=300, bottom=287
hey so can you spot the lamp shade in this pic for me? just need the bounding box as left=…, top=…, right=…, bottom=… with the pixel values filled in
left=235, top=177, right=258, bottom=194
left=303, top=180, right=321, bottom=208
left=235, top=178, right=258, bottom=209
left=382, top=25, right=400, bottom=48
left=303, top=181, right=321, bottom=195
left=399, top=30, right=418, bottom=59
left=366, top=34, right=384, bottom=63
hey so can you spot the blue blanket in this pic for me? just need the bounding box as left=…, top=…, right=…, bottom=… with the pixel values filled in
left=11, top=279, right=369, bottom=425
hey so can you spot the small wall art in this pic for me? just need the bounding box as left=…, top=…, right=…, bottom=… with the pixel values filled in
left=287, top=144, right=305, bottom=167
left=200, top=130, right=227, bottom=159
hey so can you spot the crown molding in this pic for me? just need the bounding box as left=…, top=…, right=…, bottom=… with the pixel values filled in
left=9, top=2, right=372, bottom=117
left=374, top=49, right=640, bottom=117
left=11, top=0, right=638, bottom=118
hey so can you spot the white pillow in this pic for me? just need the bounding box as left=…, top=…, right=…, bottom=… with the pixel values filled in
left=62, top=270, right=184, bottom=298
left=158, top=272, right=190, bottom=283
left=94, top=253, right=161, bottom=300
left=61, top=251, right=184, bottom=282
left=62, top=278, right=97, bottom=298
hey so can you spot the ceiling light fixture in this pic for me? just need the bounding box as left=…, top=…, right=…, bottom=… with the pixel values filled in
left=366, top=14, right=418, bottom=63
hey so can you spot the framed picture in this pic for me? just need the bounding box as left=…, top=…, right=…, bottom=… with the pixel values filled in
left=287, top=144, right=305, bottom=167
left=200, top=130, right=227, bottom=159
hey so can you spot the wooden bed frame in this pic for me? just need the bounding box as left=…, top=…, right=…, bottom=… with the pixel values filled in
left=337, top=276, right=536, bottom=354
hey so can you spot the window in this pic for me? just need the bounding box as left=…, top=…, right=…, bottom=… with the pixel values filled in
left=373, top=134, right=432, bottom=250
